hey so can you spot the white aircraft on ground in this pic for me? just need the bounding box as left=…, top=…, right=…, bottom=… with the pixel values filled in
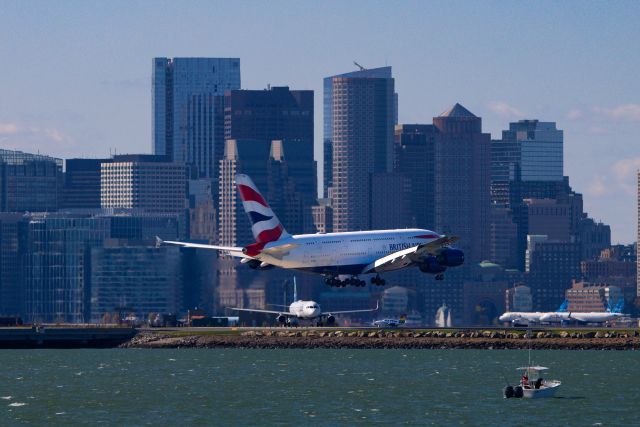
left=228, top=278, right=378, bottom=326
left=498, top=300, right=569, bottom=325
left=372, top=315, right=407, bottom=328
left=539, top=299, right=626, bottom=324
left=159, top=174, right=464, bottom=287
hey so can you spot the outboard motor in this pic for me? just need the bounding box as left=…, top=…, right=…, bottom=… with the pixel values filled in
left=503, top=385, right=514, bottom=399
left=513, top=386, right=524, bottom=398
left=436, top=248, right=465, bottom=267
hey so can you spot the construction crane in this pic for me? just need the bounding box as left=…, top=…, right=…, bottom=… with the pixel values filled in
left=353, top=61, right=366, bottom=71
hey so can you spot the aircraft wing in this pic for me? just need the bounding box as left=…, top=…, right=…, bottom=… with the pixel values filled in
left=158, top=237, right=247, bottom=258
left=362, top=235, right=459, bottom=274
left=227, top=307, right=293, bottom=316
left=325, top=301, right=379, bottom=316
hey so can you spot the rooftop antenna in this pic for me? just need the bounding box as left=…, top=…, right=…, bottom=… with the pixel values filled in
left=353, top=61, right=366, bottom=71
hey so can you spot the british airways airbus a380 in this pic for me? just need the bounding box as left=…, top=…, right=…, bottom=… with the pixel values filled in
left=159, top=174, right=464, bottom=287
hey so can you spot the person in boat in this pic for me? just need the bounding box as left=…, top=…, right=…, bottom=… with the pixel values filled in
left=521, top=374, right=529, bottom=388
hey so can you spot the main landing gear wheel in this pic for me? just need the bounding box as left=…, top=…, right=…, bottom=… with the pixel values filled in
left=370, top=275, right=386, bottom=286
left=324, top=276, right=366, bottom=287
left=435, top=273, right=445, bottom=281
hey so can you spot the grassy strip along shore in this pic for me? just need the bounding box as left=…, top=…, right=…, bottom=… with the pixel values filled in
left=123, top=329, right=640, bottom=350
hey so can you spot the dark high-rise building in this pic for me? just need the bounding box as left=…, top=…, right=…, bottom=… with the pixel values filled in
left=0, top=213, right=23, bottom=315
left=491, top=120, right=563, bottom=206
left=218, top=139, right=315, bottom=246
left=324, top=66, right=396, bottom=232
left=433, top=104, right=491, bottom=264
left=152, top=57, right=241, bottom=179
left=0, top=149, right=62, bottom=213
left=217, top=86, right=316, bottom=246
left=221, top=86, right=313, bottom=144
left=63, top=158, right=111, bottom=209
left=525, top=235, right=582, bottom=310
left=394, top=124, right=437, bottom=229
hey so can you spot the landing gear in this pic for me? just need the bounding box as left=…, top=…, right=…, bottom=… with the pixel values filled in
left=435, top=273, right=445, bottom=281
left=370, top=275, right=386, bottom=286
left=324, top=276, right=367, bottom=287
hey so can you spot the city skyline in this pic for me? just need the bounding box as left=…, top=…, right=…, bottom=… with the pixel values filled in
left=0, top=1, right=639, bottom=242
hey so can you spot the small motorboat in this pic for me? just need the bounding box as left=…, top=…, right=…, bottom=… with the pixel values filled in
left=504, top=366, right=561, bottom=399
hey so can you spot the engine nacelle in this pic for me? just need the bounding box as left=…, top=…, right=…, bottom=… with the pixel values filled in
left=418, top=256, right=446, bottom=274
left=276, top=314, right=287, bottom=324
left=258, top=262, right=274, bottom=270
left=326, top=315, right=336, bottom=325
left=436, top=248, right=465, bottom=267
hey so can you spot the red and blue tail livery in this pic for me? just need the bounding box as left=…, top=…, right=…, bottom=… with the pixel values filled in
left=235, top=174, right=289, bottom=245
left=160, top=174, right=463, bottom=287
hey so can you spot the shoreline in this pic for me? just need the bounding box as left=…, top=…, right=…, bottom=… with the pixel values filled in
left=121, top=329, right=640, bottom=351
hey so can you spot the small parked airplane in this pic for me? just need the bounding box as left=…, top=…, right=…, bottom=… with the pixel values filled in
left=539, top=299, right=626, bottom=324
left=372, top=315, right=406, bottom=328
left=498, top=300, right=569, bottom=326
left=229, top=277, right=378, bottom=326
left=159, top=174, right=464, bottom=287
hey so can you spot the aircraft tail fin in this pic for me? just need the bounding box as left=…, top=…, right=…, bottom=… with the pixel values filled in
left=556, top=299, right=569, bottom=313
left=293, top=276, right=298, bottom=302
left=399, top=314, right=407, bottom=324
left=612, top=298, right=624, bottom=313
left=235, top=174, right=289, bottom=245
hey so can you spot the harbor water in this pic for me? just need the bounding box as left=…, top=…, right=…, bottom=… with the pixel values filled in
left=0, top=348, right=637, bottom=425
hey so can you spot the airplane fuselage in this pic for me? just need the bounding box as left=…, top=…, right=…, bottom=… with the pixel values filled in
left=540, top=312, right=623, bottom=323
left=289, top=300, right=321, bottom=319
left=255, top=228, right=441, bottom=275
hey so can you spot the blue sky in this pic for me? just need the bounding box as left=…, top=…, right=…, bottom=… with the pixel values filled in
left=0, top=1, right=638, bottom=243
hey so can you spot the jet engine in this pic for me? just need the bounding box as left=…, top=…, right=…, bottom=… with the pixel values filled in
left=418, top=256, right=446, bottom=274
left=258, top=262, right=274, bottom=270
left=436, top=248, right=464, bottom=267
left=276, top=314, right=287, bottom=324
left=326, top=315, right=336, bottom=325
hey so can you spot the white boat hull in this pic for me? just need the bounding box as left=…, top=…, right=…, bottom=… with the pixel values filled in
left=522, top=381, right=561, bottom=399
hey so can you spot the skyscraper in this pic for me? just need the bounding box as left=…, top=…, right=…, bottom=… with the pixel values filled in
left=217, top=86, right=316, bottom=246
left=491, top=120, right=563, bottom=206
left=152, top=57, right=241, bottom=179
left=394, top=124, right=437, bottom=229
left=324, top=66, right=396, bottom=232
left=433, top=103, right=491, bottom=264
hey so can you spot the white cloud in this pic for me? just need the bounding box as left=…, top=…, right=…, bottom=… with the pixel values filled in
left=486, top=101, right=525, bottom=118
left=566, top=109, right=583, bottom=120
left=587, top=126, right=609, bottom=135
left=593, top=104, right=640, bottom=122
left=0, top=123, right=21, bottom=135
left=0, top=121, right=74, bottom=155
left=611, top=157, right=640, bottom=195
left=586, top=174, right=608, bottom=197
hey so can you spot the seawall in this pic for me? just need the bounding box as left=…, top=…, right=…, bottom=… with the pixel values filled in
left=0, top=327, right=137, bottom=349
left=122, top=329, right=640, bottom=350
